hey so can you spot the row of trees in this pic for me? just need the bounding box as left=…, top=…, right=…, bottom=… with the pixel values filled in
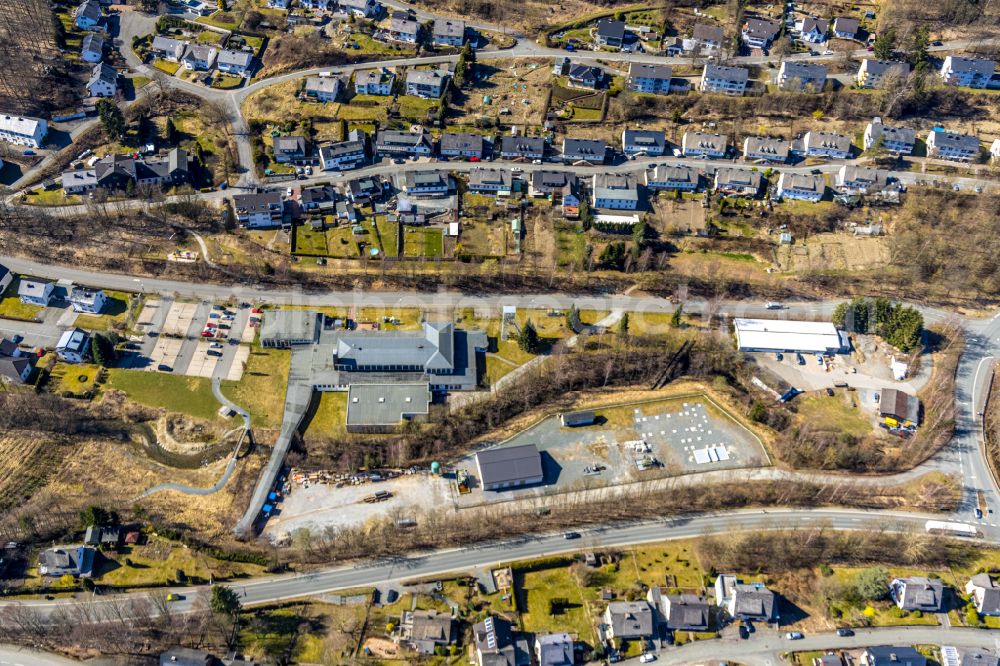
left=832, top=297, right=924, bottom=351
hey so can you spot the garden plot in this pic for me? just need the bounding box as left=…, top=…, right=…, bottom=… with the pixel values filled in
left=452, top=60, right=551, bottom=127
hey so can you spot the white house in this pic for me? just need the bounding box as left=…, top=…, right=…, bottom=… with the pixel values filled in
left=354, top=68, right=395, bottom=96
left=217, top=49, right=253, bottom=77
left=80, top=33, right=104, bottom=63
left=802, top=131, right=853, bottom=159
left=832, top=17, right=859, bottom=39
left=628, top=63, right=672, bottom=94
left=965, top=574, right=1000, bottom=616
left=925, top=129, right=980, bottom=162
left=56, top=329, right=90, bottom=364
left=700, top=64, right=749, bottom=95
left=777, top=173, right=824, bottom=201
left=87, top=63, right=118, bottom=98
left=69, top=287, right=106, bottom=314
left=150, top=36, right=188, bottom=62
left=714, top=168, right=762, bottom=197
left=233, top=191, right=284, bottom=228
left=644, top=164, right=699, bottom=191
left=405, top=68, right=449, bottom=98
left=798, top=17, right=829, bottom=43
left=74, top=0, right=102, bottom=30
left=836, top=165, right=888, bottom=194
left=319, top=139, right=366, bottom=171
left=339, top=0, right=380, bottom=18
left=182, top=45, right=218, bottom=71
left=432, top=19, right=465, bottom=47
left=857, top=59, right=910, bottom=88
left=305, top=75, right=342, bottom=102
left=592, top=172, right=639, bottom=210
left=940, top=56, right=995, bottom=89
left=388, top=13, right=420, bottom=43
left=864, top=117, right=916, bottom=154
left=742, top=18, right=780, bottom=49
left=778, top=61, right=826, bottom=91
left=18, top=280, right=54, bottom=306
left=743, top=136, right=789, bottom=163
left=682, top=131, right=727, bottom=158
left=991, top=138, right=1000, bottom=161
left=0, top=115, right=47, bottom=148
left=467, top=168, right=512, bottom=195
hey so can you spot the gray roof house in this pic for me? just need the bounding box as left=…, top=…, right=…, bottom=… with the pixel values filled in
left=604, top=601, right=655, bottom=639
left=39, top=546, right=95, bottom=578
left=647, top=587, right=710, bottom=631
left=472, top=615, right=521, bottom=666
left=535, top=633, right=573, bottom=666
left=87, top=62, right=118, bottom=97
left=682, top=130, right=728, bottom=157
left=832, top=17, right=860, bottom=38
left=18, top=279, right=54, bottom=306
left=861, top=647, right=927, bottom=666
left=966, top=574, right=1000, bottom=616
left=529, top=170, right=576, bottom=196
left=592, top=172, right=639, bottom=210
left=402, top=171, right=452, bottom=195
left=499, top=136, right=545, bottom=160
left=628, top=62, right=672, bottom=94
left=778, top=61, right=826, bottom=90
left=743, top=136, right=790, bottom=162
left=941, top=55, right=996, bottom=88
left=864, top=117, right=916, bottom=154
left=81, top=33, right=105, bottom=63
left=802, top=130, right=853, bottom=158
left=701, top=63, right=749, bottom=95
left=476, top=444, right=544, bottom=491
left=622, top=129, right=667, bottom=156
left=151, top=35, right=188, bottom=61
left=432, top=18, right=466, bottom=46
left=468, top=168, right=512, bottom=194
left=305, top=75, right=342, bottom=102
left=375, top=130, right=433, bottom=156
left=836, top=165, right=888, bottom=194
left=260, top=310, right=319, bottom=348
left=69, top=287, right=106, bottom=314
left=645, top=164, right=699, bottom=191
left=405, top=68, right=449, bottom=98
left=926, top=129, right=981, bottom=162
left=714, top=168, right=763, bottom=196
left=562, top=138, right=608, bottom=164
left=181, top=45, right=217, bottom=71
left=439, top=132, right=486, bottom=158
left=742, top=17, right=780, bottom=48
left=75, top=0, right=102, bottom=30
left=595, top=19, right=627, bottom=48
left=889, top=576, right=944, bottom=612
left=273, top=135, right=307, bottom=163
left=857, top=59, right=910, bottom=87
left=399, top=610, right=455, bottom=654
left=690, top=23, right=725, bottom=50
left=217, top=49, right=253, bottom=76
left=776, top=172, right=825, bottom=202
left=716, top=575, right=778, bottom=622
left=567, top=64, right=604, bottom=89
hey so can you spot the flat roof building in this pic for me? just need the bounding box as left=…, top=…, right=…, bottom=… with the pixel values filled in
left=734, top=318, right=848, bottom=354
left=260, top=310, right=320, bottom=348
left=476, top=443, right=544, bottom=491
left=346, top=383, right=430, bottom=433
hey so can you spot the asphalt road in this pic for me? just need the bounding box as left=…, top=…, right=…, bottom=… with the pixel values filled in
left=0, top=646, right=77, bottom=666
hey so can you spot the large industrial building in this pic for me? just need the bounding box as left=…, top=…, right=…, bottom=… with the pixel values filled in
left=475, top=444, right=544, bottom=491
left=733, top=318, right=849, bottom=354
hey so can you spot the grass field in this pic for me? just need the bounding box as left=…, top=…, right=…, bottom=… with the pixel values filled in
left=152, top=58, right=181, bottom=75
left=402, top=226, right=444, bottom=258
left=50, top=362, right=101, bottom=397
left=105, top=369, right=222, bottom=421
left=294, top=222, right=329, bottom=255
left=22, top=189, right=82, bottom=206
left=0, top=436, right=67, bottom=513
left=796, top=390, right=874, bottom=437
left=212, top=73, right=244, bottom=89
left=517, top=564, right=598, bottom=642
left=301, top=391, right=347, bottom=437
left=0, top=280, right=43, bottom=321
left=220, top=347, right=290, bottom=428
left=96, top=535, right=264, bottom=586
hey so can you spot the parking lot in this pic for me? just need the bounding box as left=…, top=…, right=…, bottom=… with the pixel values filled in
left=161, top=302, right=199, bottom=337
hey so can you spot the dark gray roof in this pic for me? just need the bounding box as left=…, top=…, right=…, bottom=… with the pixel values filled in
left=891, top=576, right=942, bottom=610
left=745, top=136, right=790, bottom=158
left=781, top=61, right=827, bottom=81
left=376, top=130, right=431, bottom=149
left=218, top=48, right=252, bottom=67
left=260, top=309, right=318, bottom=343
left=623, top=129, right=666, bottom=151
left=646, top=164, right=698, bottom=185
left=536, top=633, right=573, bottom=666
left=715, top=167, right=762, bottom=190
left=596, top=19, right=626, bottom=40
left=433, top=18, right=465, bottom=38
left=929, top=130, right=980, bottom=152
left=346, top=383, right=430, bottom=427
left=440, top=132, right=485, bottom=153
left=473, top=616, right=516, bottom=666
left=476, top=444, right=543, bottom=488
left=89, top=63, right=117, bottom=89
left=605, top=601, right=655, bottom=637
left=234, top=191, right=283, bottom=213
left=862, top=59, right=911, bottom=77
left=81, top=33, right=104, bottom=58
left=665, top=594, right=710, bottom=630
left=946, top=56, right=996, bottom=75
left=468, top=168, right=512, bottom=188
left=743, top=17, right=780, bottom=40
left=779, top=172, right=824, bottom=194
left=805, top=131, right=852, bottom=153
left=833, top=17, right=859, bottom=33
left=500, top=136, right=545, bottom=155
left=879, top=389, right=919, bottom=424
left=731, top=583, right=777, bottom=620
left=568, top=64, right=602, bottom=82
left=801, top=17, right=829, bottom=33
left=863, top=646, right=927, bottom=666
left=336, top=321, right=456, bottom=371
left=77, top=0, right=102, bottom=22
left=969, top=574, right=1000, bottom=614
left=629, top=62, right=672, bottom=80
left=300, top=185, right=338, bottom=206
left=563, top=138, right=607, bottom=157
left=404, top=171, right=450, bottom=190
left=704, top=63, right=749, bottom=83
left=273, top=135, right=306, bottom=155
left=319, top=140, right=364, bottom=160
left=0, top=356, right=30, bottom=382
left=531, top=170, right=576, bottom=191
left=692, top=23, right=725, bottom=43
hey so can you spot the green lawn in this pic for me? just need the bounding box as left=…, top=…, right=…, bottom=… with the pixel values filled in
left=516, top=564, right=598, bottom=644
left=294, top=222, right=329, bottom=255
left=301, top=391, right=347, bottom=436
left=50, top=362, right=101, bottom=398
left=105, top=369, right=221, bottom=421
left=335, top=97, right=388, bottom=123
left=211, top=74, right=244, bottom=89
left=196, top=11, right=241, bottom=30
left=396, top=94, right=439, bottom=122
left=220, top=347, right=290, bottom=428
left=152, top=59, right=181, bottom=75
left=22, top=189, right=82, bottom=206
left=74, top=291, right=133, bottom=332
left=402, top=226, right=444, bottom=258
left=796, top=390, right=874, bottom=437
left=96, top=536, right=263, bottom=586
left=196, top=30, right=225, bottom=45
left=0, top=280, right=43, bottom=321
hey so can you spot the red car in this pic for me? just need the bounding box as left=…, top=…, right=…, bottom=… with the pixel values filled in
left=469, top=156, right=480, bottom=162
left=200, top=331, right=213, bottom=337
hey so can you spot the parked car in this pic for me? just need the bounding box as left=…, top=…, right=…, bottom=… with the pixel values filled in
left=640, top=655, right=657, bottom=663
left=786, top=632, right=804, bottom=640
left=836, top=628, right=854, bottom=637
left=765, top=301, right=783, bottom=309
left=210, top=342, right=224, bottom=349
left=816, top=354, right=824, bottom=365
left=739, top=626, right=750, bottom=639
left=796, top=353, right=805, bottom=365
left=775, top=352, right=784, bottom=361
left=562, top=531, right=581, bottom=539
left=975, top=507, right=983, bottom=519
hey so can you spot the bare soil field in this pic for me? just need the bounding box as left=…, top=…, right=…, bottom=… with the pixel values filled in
left=776, top=233, right=891, bottom=273
left=451, top=59, right=552, bottom=129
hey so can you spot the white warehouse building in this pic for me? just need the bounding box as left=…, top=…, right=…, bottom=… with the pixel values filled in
left=734, top=318, right=849, bottom=354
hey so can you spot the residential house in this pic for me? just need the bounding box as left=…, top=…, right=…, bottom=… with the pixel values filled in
left=535, top=633, right=573, bottom=666
left=567, top=64, right=604, bottom=89
left=802, top=131, right=853, bottom=159
left=335, top=200, right=357, bottom=223
left=81, top=33, right=105, bottom=63
left=233, top=191, right=284, bottom=228
left=889, top=577, right=944, bottom=612
left=467, top=168, right=512, bottom=195
left=864, top=117, right=916, bottom=154
left=182, top=45, right=217, bottom=71
left=926, top=129, right=980, bottom=162
left=389, top=12, right=420, bottom=43
left=965, top=574, right=1000, bottom=616
left=354, top=68, right=395, bottom=95
left=861, top=647, right=926, bottom=666
left=622, top=129, right=667, bottom=157
left=267, top=0, right=290, bottom=7
left=18, top=280, right=53, bottom=306
left=0, top=264, right=11, bottom=295
left=562, top=138, right=608, bottom=164
left=856, top=59, right=910, bottom=88
left=688, top=23, right=725, bottom=52
left=319, top=139, right=366, bottom=171
left=799, top=17, right=829, bottom=43
left=472, top=616, right=522, bottom=666
left=592, top=172, right=639, bottom=210
left=595, top=19, right=627, bottom=49
left=645, top=164, right=699, bottom=191
left=405, top=68, right=448, bottom=98
left=137, top=147, right=190, bottom=187
left=75, top=0, right=102, bottom=30
left=778, top=61, right=826, bottom=91
left=433, top=19, right=466, bottom=47
left=529, top=170, right=577, bottom=197
left=299, top=185, right=339, bottom=212
left=439, top=132, right=486, bottom=159
left=347, top=176, right=383, bottom=202
left=398, top=610, right=454, bottom=655
left=338, top=0, right=381, bottom=17
left=714, top=168, right=763, bottom=197
left=0, top=338, right=32, bottom=384
left=647, top=587, right=711, bottom=632
left=39, top=546, right=95, bottom=578
left=836, top=165, right=888, bottom=194
left=0, top=115, right=47, bottom=148
left=375, top=130, right=433, bottom=157
left=499, top=136, right=545, bottom=160
left=743, top=136, right=790, bottom=162
left=941, top=56, right=996, bottom=88
left=69, top=287, right=106, bottom=314
left=150, top=36, right=188, bottom=62
left=832, top=17, right=860, bottom=39
left=56, top=328, right=91, bottom=364
left=61, top=168, right=99, bottom=194
left=305, top=75, right=342, bottom=102
left=87, top=63, right=118, bottom=97
left=628, top=63, right=672, bottom=94
left=603, top=601, right=655, bottom=640
left=273, top=136, right=307, bottom=164
left=402, top=171, right=451, bottom=196
left=742, top=17, right=780, bottom=49
left=217, top=49, right=254, bottom=77
left=682, top=131, right=727, bottom=158
left=300, top=0, right=333, bottom=9
left=777, top=173, right=825, bottom=201
left=714, top=574, right=779, bottom=622
left=700, top=64, right=749, bottom=95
